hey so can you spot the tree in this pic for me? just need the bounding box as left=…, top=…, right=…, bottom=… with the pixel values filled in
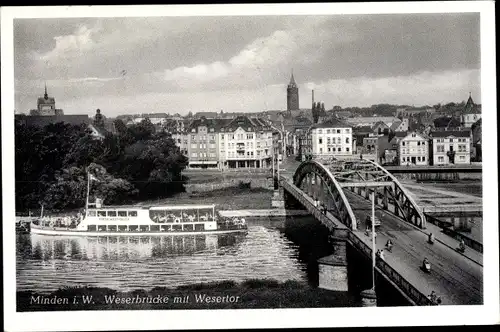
left=113, top=119, right=127, bottom=135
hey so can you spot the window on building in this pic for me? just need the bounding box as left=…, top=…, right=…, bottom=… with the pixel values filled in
left=450, top=138, right=454, bottom=143
left=422, top=156, right=425, bottom=162
left=191, top=129, right=196, bottom=133
left=320, top=148, right=323, bottom=153
left=402, top=141, right=405, bottom=146
left=417, top=141, right=421, bottom=146
left=437, top=145, right=445, bottom=153
left=191, top=135, right=196, bottom=140
left=417, top=156, right=421, bottom=162
left=460, top=156, right=465, bottom=160
left=327, top=138, right=331, bottom=144
left=318, top=129, right=323, bottom=134
left=346, top=147, right=350, bottom=152
left=192, top=152, right=197, bottom=157
left=438, top=156, right=444, bottom=162
left=422, top=141, right=425, bottom=145
left=336, top=129, right=341, bottom=134
left=327, top=129, right=331, bottom=134
left=319, top=138, right=323, bottom=144
left=346, top=137, right=350, bottom=144
left=338, top=147, right=341, bottom=152
left=402, top=157, right=406, bottom=162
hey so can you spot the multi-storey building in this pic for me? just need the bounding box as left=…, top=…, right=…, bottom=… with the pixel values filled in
left=398, top=131, right=429, bottom=166
left=429, top=130, right=471, bottom=165
left=305, top=118, right=353, bottom=159
left=186, top=117, right=221, bottom=169
left=219, top=116, right=273, bottom=169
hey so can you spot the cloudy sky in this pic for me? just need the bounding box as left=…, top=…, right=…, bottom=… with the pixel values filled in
left=14, top=13, right=480, bottom=117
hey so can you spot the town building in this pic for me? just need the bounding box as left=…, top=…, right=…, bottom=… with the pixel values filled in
left=471, top=119, right=482, bottom=162
left=398, top=131, right=430, bottom=166
left=429, top=130, right=471, bottom=165
left=460, top=93, right=481, bottom=128
left=287, top=71, right=299, bottom=112
left=345, top=116, right=399, bottom=128
left=372, top=121, right=390, bottom=135
left=219, top=116, right=273, bottom=169
left=186, top=117, right=223, bottom=169
left=389, top=118, right=409, bottom=132
left=304, top=118, right=353, bottom=159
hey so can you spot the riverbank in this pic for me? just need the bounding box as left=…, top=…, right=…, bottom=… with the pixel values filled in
left=17, top=279, right=358, bottom=311
left=17, top=187, right=274, bottom=218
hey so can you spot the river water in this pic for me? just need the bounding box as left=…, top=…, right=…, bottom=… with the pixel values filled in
left=16, top=217, right=324, bottom=294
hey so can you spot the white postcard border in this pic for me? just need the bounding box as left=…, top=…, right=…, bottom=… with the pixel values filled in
left=2, top=2, right=498, bottom=331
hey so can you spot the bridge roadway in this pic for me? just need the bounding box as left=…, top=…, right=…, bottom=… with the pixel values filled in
left=344, top=191, right=483, bottom=305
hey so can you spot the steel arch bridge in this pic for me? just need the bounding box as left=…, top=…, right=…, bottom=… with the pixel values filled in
left=292, top=158, right=426, bottom=230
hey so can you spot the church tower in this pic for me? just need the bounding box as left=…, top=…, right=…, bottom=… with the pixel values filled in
left=37, top=83, right=57, bottom=115
left=287, top=70, right=299, bottom=112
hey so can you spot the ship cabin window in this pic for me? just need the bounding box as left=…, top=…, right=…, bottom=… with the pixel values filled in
left=88, top=210, right=97, bottom=217
left=195, top=224, right=205, bottom=231
left=150, top=225, right=160, bottom=231
left=139, top=225, right=149, bottom=232
left=118, top=225, right=128, bottom=231
left=98, top=225, right=106, bottom=231
left=128, top=211, right=138, bottom=217
left=88, top=225, right=97, bottom=231
left=118, top=211, right=127, bottom=217
left=108, top=225, right=117, bottom=231
left=107, top=211, right=117, bottom=217
left=128, top=225, right=138, bottom=231
left=173, top=224, right=182, bottom=231
left=97, top=211, right=106, bottom=217
left=184, top=224, right=194, bottom=231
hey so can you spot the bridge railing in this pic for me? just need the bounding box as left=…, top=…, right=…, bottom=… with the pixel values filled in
left=426, top=215, right=483, bottom=253
left=347, top=232, right=433, bottom=306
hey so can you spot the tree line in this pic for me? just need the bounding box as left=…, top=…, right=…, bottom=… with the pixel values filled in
left=15, top=118, right=188, bottom=213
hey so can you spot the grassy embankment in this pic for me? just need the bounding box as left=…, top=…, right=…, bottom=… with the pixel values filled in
left=18, top=279, right=358, bottom=311
left=136, top=186, right=274, bottom=210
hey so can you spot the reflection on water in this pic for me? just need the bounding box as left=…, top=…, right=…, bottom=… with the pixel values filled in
left=17, top=221, right=309, bottom=293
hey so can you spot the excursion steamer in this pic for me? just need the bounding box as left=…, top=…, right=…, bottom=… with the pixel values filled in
left=30, top=172, right=247, bottom=236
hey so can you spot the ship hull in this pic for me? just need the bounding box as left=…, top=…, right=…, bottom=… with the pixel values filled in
left=30, top=225, right=247, bottom=237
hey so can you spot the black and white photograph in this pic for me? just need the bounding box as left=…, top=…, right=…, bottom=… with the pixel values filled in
left=2, top=2, right=499, bottom=331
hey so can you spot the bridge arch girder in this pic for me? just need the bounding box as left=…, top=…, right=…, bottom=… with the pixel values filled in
left=293, top=161, right=358, bottom=230
left=338, top=158, right=427, bottom=228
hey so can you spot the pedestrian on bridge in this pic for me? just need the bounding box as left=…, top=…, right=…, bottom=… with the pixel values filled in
left=385, top=239, right=393, bottom=252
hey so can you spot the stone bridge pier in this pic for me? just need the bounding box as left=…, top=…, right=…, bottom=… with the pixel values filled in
left=318, top=227, right=350, bottom=292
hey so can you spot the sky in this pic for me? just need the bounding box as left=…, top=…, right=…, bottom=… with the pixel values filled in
left=14, top=13, right=481, bottom=117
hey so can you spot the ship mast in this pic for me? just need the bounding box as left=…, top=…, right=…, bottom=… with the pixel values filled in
left=85, top=170, right=91, bottom=216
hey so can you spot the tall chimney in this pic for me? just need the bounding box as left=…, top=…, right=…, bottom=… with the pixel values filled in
left=312, top=90, right=315, bottom=106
